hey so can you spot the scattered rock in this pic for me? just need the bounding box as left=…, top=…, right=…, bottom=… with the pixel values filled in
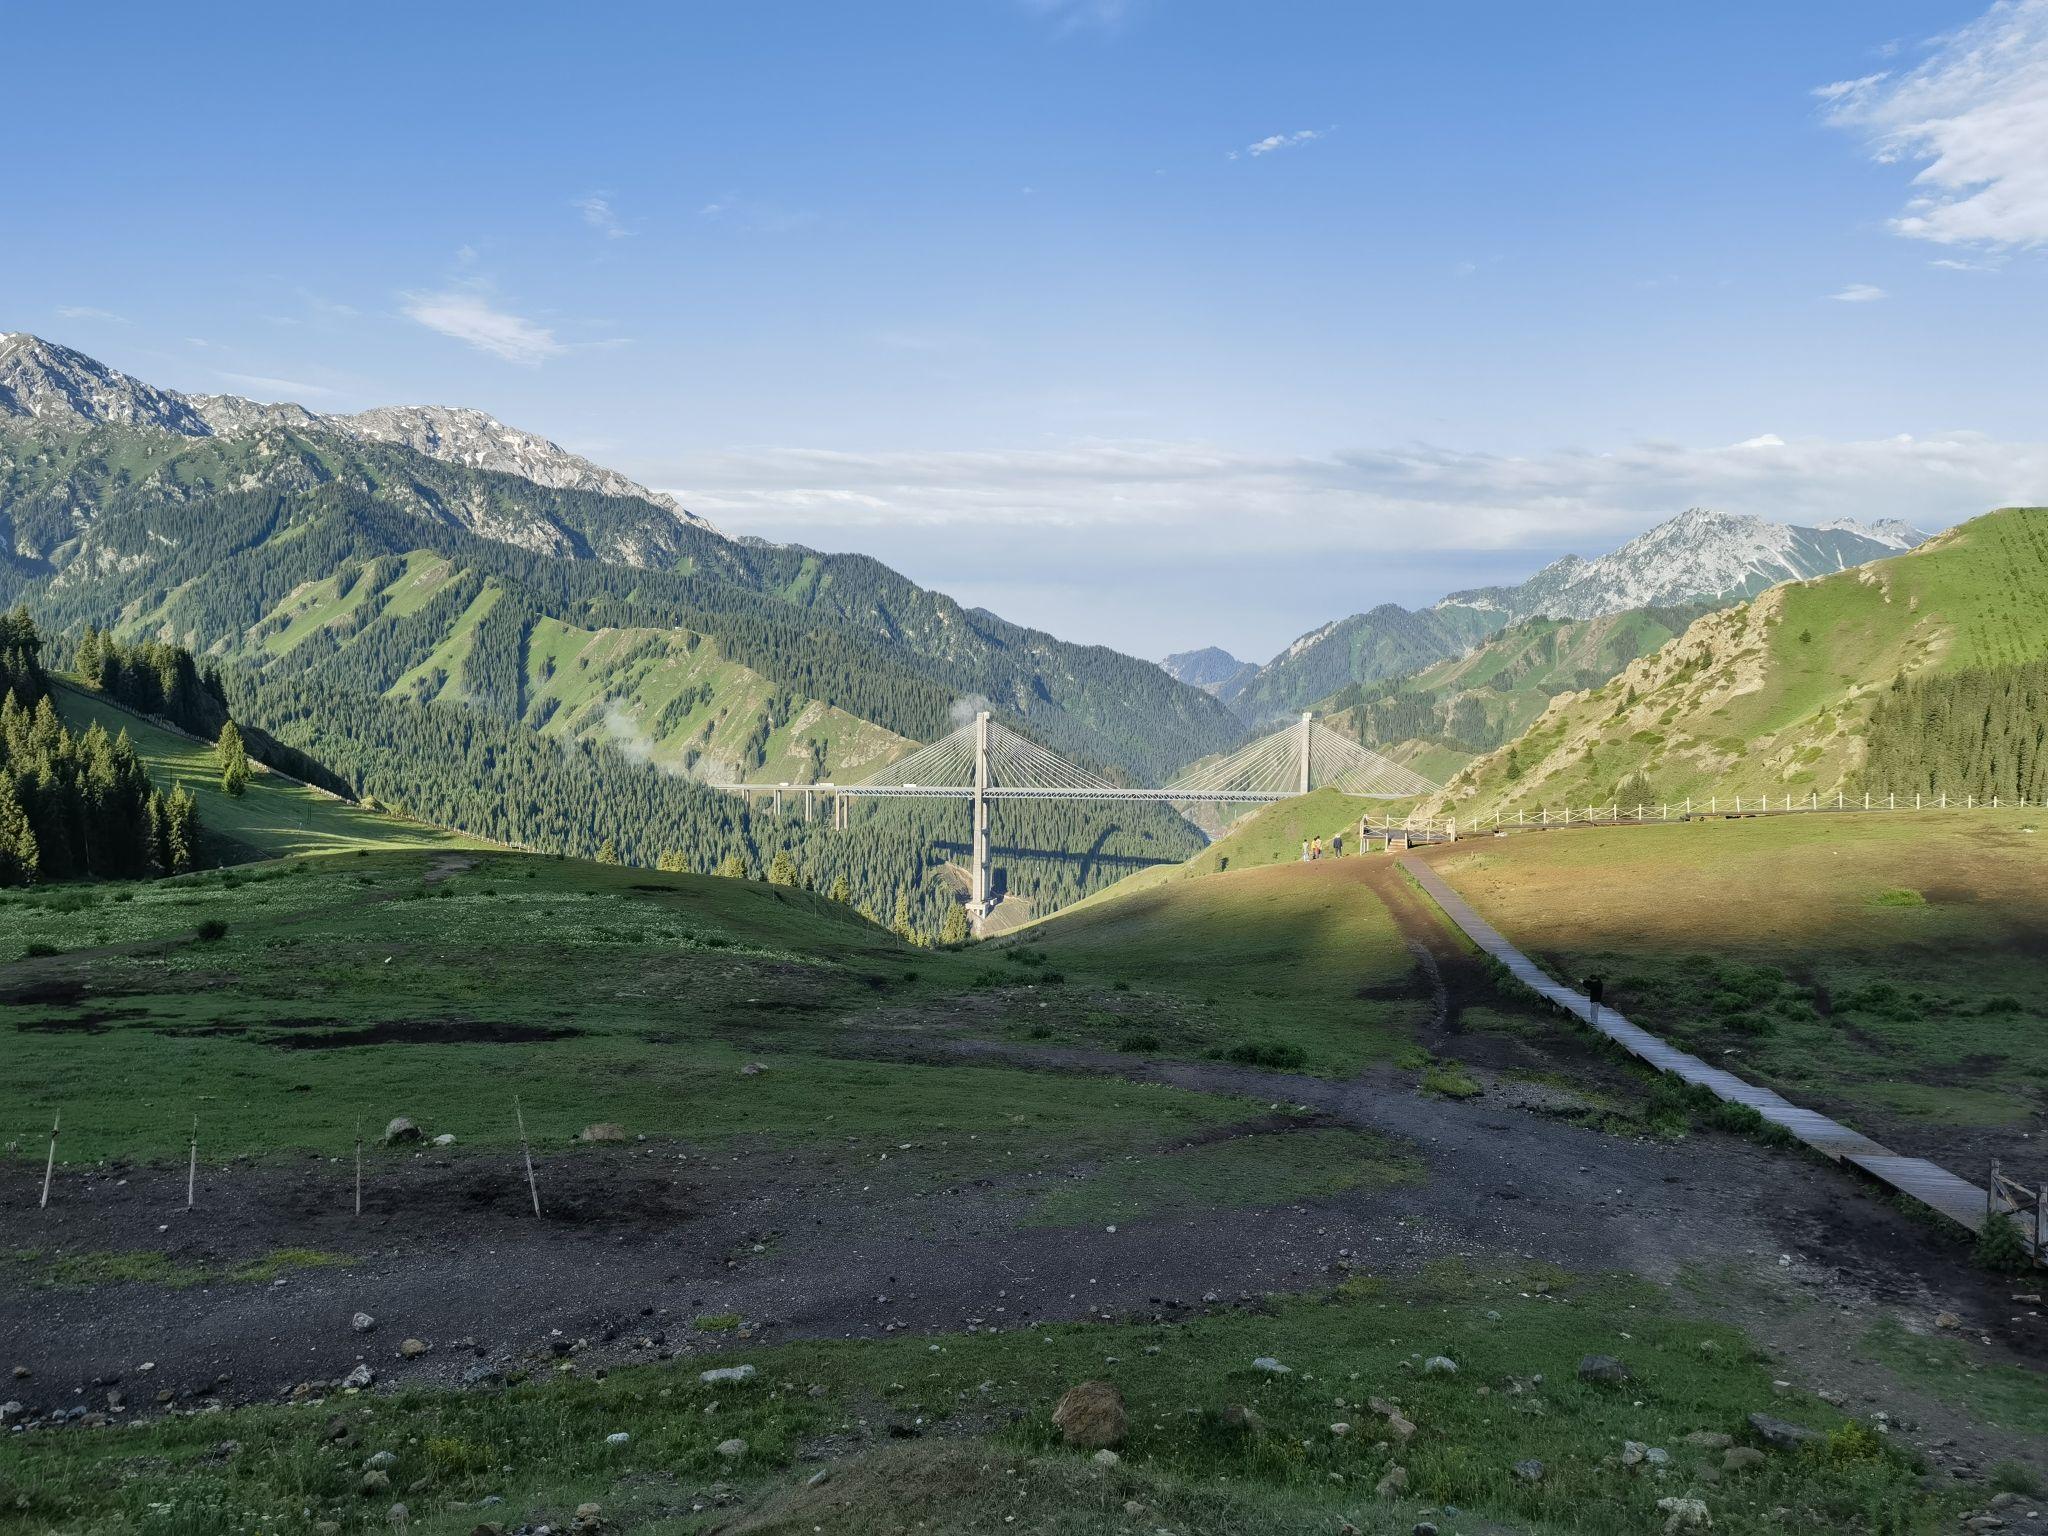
left=382, top=1118, right=422, bottom=1146
left=1723, top=1447, right=1767, bottom=1472
left=360, top=1470, right=391, bottom=1494
left=1656, top=1495, right=1711, bottom=1532
left=571, top=1502, right=604, bottom=1533
left=1422, top=1355, right=1458, bottom=1376
left=1935, top=1312, right=1962, bottom=1330
left=1578, top=1354, right=1632, bottom=1385
left=0, top=1402, right=22, bottom=1424
left=386, top=1505, right=408, bottom=1527
left=342, top=1365, right=374, bottom=1391
left=1684, top=1431, right=1733, bottom=1450
left=365, top=1451, right=398, bottom=1471
left=700, top=1365, right=758, bottom=1385
left=740, top=1061, right=768, bottom=1076
left=352, top=1312, right=377, bottom=1334
left=1092, top=1448, right=1121, bottom=1467
left=1052, top=1381, right=1127, bottom=1449
left=1252, top=1356, right=1292, bottom=1375
left=579, top=1122, right=628, bottom=1143
left=716, top=1437, right=748, bottom=1459
left=1329, top=1422, right=1351, bottom=1437
left=605, top=1432, right=630, bottom=1447
left=431, top=1134, right=456, bottom=1148
left=399, top=1339, right=428, bottom=1360
left=1220, top=1404, right=1263, bottom=1435
left=1412, top=1525, right=1438, bottom=1536
left=807, top=1469, right=833, bottom=1489
left=1746, top=1412, right=1823, bottom=1451
left=1375, top=1465, right=1409, bottom=1498
left=1512, top=1458, right=1545, bottom=1482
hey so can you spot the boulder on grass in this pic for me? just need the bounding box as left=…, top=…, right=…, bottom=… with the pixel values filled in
left=1578, top=1354, right=1632, bottom=1386
left=578, top=1123, right=628, bottom=1143
left=382, top=1118, right=422, bottom=1146
left=1051, top=1381, right=1127, bottom=1449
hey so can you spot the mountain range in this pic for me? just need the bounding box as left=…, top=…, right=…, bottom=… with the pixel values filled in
left=1175, top=507, right=1928, bottom=727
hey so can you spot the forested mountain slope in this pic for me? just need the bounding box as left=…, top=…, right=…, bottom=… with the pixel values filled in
left=1317, top=604, right=1707, bottom=779
left=1, top=337, right=1243, bottom=782
left=1431, top=506, right=2048, bottom=815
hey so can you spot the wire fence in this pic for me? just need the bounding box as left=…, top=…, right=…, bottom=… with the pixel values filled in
left=1398, top=789, right=2040, bottom=838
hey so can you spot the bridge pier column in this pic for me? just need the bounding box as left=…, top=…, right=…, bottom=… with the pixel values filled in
left=971, top=711, right=991, bottom=925
left=1299, top=712, right=1313, bottom=795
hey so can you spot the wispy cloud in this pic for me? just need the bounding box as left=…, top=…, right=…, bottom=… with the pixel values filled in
left=215, top=371, right=343, bottom=400
left=55, top=305, right=127, bottom=323
left=1820, top=0, right=2048, bottom=248
left=574, top=191, right=628, bottom=239
left=1230, top=128, right=1326, bottom=161
left=654, top=431, right=2042, bottom=551
left=1020, top=0, right=1138, bottom=34
left=1830, top=282, right=1889, bottom=302
left=401, top=285, right=566, bottom=365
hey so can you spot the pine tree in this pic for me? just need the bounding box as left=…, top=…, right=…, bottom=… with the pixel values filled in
left=890, top=890, right=914, bottom=939
left=656, top=849, right=690, bottom=873
left=0, top=777, right=38, bottom=886
left=940, top=903, right=970, bottom=946
left=767, top=850, right=800, bottom=886
left=828, top=874, right=851, bottom=905
left=716, top=853, right=751, bottom=880
left=217, top=721, right=250, bottom=798
left=596, top=838, right=621, bottom=865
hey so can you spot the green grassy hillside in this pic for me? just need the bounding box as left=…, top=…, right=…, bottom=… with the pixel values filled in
left=1436, top=507, right=2048, bottom=815
left=1321, top=605, right=1704, bottom=778
left=49, top=679, right=469, bottom=862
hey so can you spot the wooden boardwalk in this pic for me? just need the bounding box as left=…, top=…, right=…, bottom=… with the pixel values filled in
left=1398, top=854, right=2027, bottom=1249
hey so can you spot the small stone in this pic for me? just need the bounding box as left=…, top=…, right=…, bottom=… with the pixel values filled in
left=1220, top=1404, right=1263, bottom=1434
left=1122, top=1500, right=1146, bottom=1517
left=1252, top=1356, right=1291, bottom=1374
left=1656, top=1495, right=1710, bottom=1532
left=9, top=1366, right=26, bottom=1380
left=699, top=1365, right=758, bottom=1385
left=366, top=1451, right=398, bottom=1471
left=605, top=1431, right=630, bottom=1447
left=1577, top=1354, right=1631, bottom=1385
left=1412, top=1525, right=1439, bottom=1536
left=1422, top=1355, right=1457, bottom=1375
left=386, top=1504, right=409, bottom=1527
left=382, top=1117, right=421, bottom=1146
left=716, top=1437, right=748, bottom=1459
left=1935, top=1311, right=1962, bottom=1330
left=1746, top=1411, right=1823, bottom=1451
left=360, top=1470, right=392, bottom=1494
left=807, top=1469, right=833, bottom=1489
left=342, top=1365, right=374, bottom=1391
left=1052, top=1381, right=1127, bottom=1449
left=1092, top=1448, right=1120, bottom=1467
left=315, top=1524, right=341, bottom=1536
left=1512, top=1458, right=1544, bottom=1482
left=1622, top=1440, right=1649, bottom=1467
left=740, top=1061, right=767, bottom=1076
left=1375, top=1464, right=1408, bottom=1498
left=431, top=1134, right=456, bottom=1147
left=1723, top=1447, right=1767, bottom=1472
left=352, top=1312, right=376, bottom=1334
left=1329, top=1421, right=1351, bottom=1437
left=1684, top=1431, right=1733, bottom=1450
left=399, top=1339, right=428, bottom=1359
left=579, top=1122, right=628, bottom=1143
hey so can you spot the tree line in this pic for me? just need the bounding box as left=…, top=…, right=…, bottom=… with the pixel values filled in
left=1860, top=660, right=2048, bottom=802
left=0, top=609, right=199, bottom=885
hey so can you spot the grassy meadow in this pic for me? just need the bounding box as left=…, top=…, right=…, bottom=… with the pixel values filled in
left=1421, top=809, right=2048, bottom=1148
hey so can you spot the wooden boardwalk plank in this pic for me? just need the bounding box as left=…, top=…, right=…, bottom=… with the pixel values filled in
left=1399, top=854, right=2020, bottom=1247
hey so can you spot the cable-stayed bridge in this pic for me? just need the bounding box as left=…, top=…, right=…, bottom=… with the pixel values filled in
left=714, top=711, right=1436, bottom=920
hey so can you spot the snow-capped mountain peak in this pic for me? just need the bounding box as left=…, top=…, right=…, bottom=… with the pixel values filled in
left=1436, top=507, right=1926, bottom=624
left=0, top=331, right=713, bottom=532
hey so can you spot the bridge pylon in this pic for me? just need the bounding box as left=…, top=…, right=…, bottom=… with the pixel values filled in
left=971, top=710, right=991, bottom=925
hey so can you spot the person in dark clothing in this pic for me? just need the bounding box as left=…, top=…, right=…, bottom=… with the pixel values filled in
left=1583, top=974, right=1605, bottom=1026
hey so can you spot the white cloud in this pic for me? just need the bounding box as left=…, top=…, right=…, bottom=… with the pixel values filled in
left=574, top=191, right=628, bottom=239
left=1830, top=282, right=1889, bottom=302
left=1820, top=0, right=2048, bottom=248
left=655, top=431, right=2044, bottom=553
left=1021, top=0, right=1137, bottom=34
left=401, top=287, right=566, bottom=365
left=55, top=305, right=127, bottom=323
left=1233, top=128, right=1325, bottom=160
left=215, top=371, right=343, bottom=399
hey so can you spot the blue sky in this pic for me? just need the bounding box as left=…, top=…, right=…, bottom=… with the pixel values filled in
left=9, top=0, right=2046, bottom=659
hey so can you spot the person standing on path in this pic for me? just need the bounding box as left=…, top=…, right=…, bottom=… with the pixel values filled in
left=1302, top=839, right=1311, bottom=862
left=1583, top=973, right=1606, bottom=1027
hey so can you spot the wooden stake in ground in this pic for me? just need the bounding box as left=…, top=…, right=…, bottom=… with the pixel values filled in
left=40, top=1111, right=59, bottom=1210
left=186, top=1116, right=198, bottom=1211
left=515, top=1097, right=542, bottom=1217
left=353, top=1118, right=363, bottom=1218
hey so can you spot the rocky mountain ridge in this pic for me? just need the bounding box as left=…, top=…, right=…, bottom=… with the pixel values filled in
left=0, top=332, right=711, bottom=531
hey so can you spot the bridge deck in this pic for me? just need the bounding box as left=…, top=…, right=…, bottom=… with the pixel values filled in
left=1398, top=854, right=2029, bottom=1251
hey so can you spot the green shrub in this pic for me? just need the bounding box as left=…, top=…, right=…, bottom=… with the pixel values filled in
left=1975, top=1213, right=2036, bottom=1275
left=1219, top=1040, right=1307, bottom=1071
left=194, top=918, right=228, bottom=943
left=1118, top=1032, right=1162, bottom=1053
